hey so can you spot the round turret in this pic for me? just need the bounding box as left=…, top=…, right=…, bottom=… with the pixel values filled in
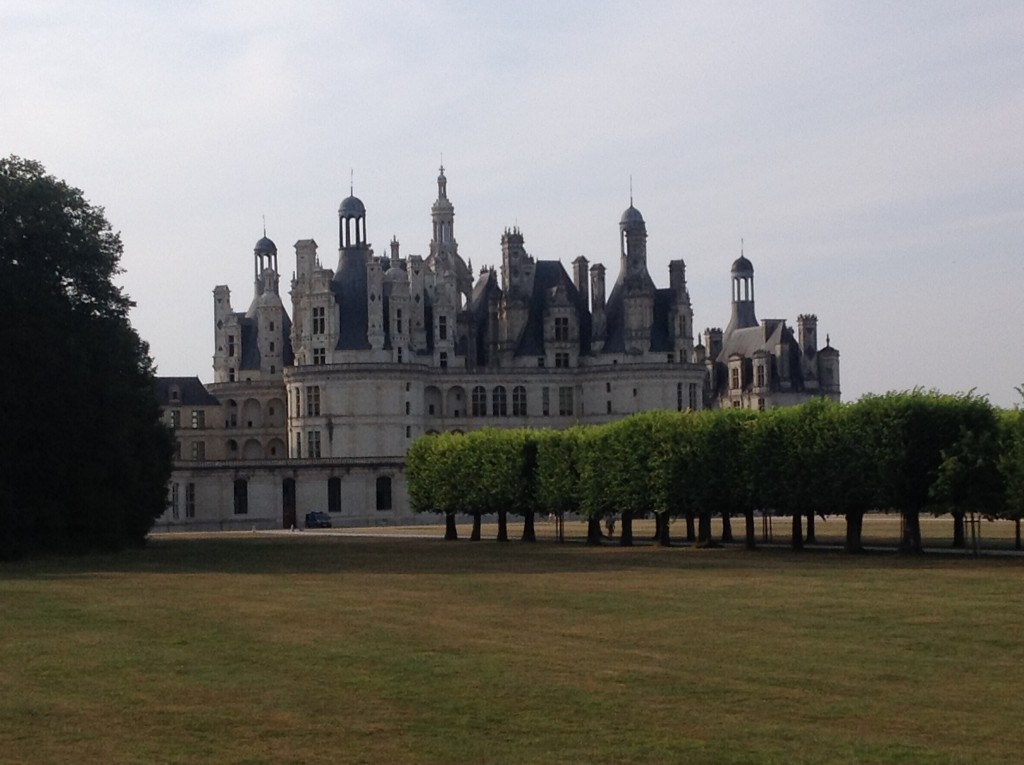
left=731, top=254, right=753, bottom=275
left=620, top=205, right=645, bottom=227
left=254, top=235, right=277, bottom=255
left=339, top=195, right=366, bottom=217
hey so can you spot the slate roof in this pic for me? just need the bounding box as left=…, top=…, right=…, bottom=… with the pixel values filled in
left=154, top=377, right=220, bottom=406
left=332, top=250, right=371, bottom=351
left=514, top=261, right=591, bottom=357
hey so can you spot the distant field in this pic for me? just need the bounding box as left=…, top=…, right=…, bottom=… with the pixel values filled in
left=2, top=533, right=1023, bottom=764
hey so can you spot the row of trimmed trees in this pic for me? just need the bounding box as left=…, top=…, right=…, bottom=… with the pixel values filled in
left=406, top=391, right=1024, bottom=553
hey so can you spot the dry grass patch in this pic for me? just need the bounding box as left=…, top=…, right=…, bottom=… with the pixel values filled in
left=2, top=535, right=1023, bottom=764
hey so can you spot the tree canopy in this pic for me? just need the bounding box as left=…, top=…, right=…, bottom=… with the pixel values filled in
left=0, top=156, right=173, bottom=557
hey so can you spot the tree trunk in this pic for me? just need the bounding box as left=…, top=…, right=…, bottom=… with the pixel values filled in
left=444, top=513, right=458, bottom=541
left=791, top=512, right=804, bottom=551
left=696, top=512, right=715, bottom=548
left=658, top=513, right=671, bottom=547
left=951, top=512, right=965, bottom=548
left=470, top=511, right=482, bottom=541
left=496, top=509, right=508, bottom=542
left=652, top=513, right=662, bottom=541
left=720, top=512, right=734, bottom=543
left=1016, top=518, right=1021, bottom=551
left=744, top=510, right=756, bottom=550
left=619, top=510, right=634, bottom=546
left=804, top=510, right=816, bottom=544
left=586, top=517, right=603, bottom=545
left=685, top=512, right=696, bottom=542
left=521, top=510, right=536, bottom=542
left=844, top=511, right=864, bottom=553
left=898, top=508, right=923, bottom=554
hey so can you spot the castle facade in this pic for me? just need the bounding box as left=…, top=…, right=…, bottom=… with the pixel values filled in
left=155, top=167, right=838, bottom=530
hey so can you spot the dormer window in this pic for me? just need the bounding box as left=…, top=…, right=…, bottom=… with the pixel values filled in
left=554, top=316, right=569, bottom=341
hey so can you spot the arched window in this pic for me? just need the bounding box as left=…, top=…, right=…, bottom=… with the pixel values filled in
left=376, top=476, right=392, bottom=511
left=492, top=386, right=508, bottom=416
left=512, top=386, right=527, bottom=416
left=471, top=386, right=487, bottom=416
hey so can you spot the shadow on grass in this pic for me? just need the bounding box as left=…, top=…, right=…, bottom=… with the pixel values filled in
left=4, top=532, right=1018, bottom=579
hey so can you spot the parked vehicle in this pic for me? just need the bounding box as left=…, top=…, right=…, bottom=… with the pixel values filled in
left=304, top=511, right=332, bottom=529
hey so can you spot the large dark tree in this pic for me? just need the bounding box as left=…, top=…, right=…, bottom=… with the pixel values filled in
left=0, top=156, right=173, bottom=557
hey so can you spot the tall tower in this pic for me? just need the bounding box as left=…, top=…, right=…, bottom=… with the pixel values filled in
left=726, top=245, right=757, bottom=333
left=619, top=203, right=650, bottom=286
left=431, top=165, right=455, bottom=254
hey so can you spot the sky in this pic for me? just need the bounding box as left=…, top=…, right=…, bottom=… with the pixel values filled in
left=3, top=1, right=1023, bottom=405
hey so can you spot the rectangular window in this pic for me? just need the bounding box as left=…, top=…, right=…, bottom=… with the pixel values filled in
left=558, top=386, right=574, bottom=416
left=269, top=341, right=275, bottom=352
left=294, top=432, right=302, bottom=458
left=396, top=309, right=403, bottom=334
left=170, top=409, right=181, bottom=429
left=229, top=368, right=235, bottom=382
left=328, top=477, right=341, bottom=513
left=233, top=479, right=248, bottom=515
left=191, top=409, right=205, bottom=429
left=756, top=364, right=766, bottom=388
left=439, top=351, right=448, bottom=368
left=376, top=476, right=392, bottom=511
left=405, top=401, right=411, bottom=415
left=312, top=306, right=326, bottom=335
left=731, top=367, right=740, bottom=390
left=689, top=383, right=698, bottom=411
left=677, top=382, right=684, bottom=412
left=554, top=316, right=569, bottom=341
left=396, top=347, right=403, bottom=363
left=438, top=315, right=448, bottom=341
left=542, top=387, right=550, bottom=416
left=308, top=430, right=322, bottom=459
left=185, top=483, right=196, bottom=518
left=555, top=352, right=570, bottom=368
left=306, top=385, right=321, bottom=417
left=228, top=335, right=235, bottom=357
left=170, top=483, right=180, bottom=520
left=537, top=357, right=545, bottom=368
left=313, top=347, right=326, bottom=365
left=191, top=441, right=205, bottom=461
left=758, top=397, right=766, bottom=411
left=173, top=440, right=181, bottom=459
left=606, top=400, right=612, bottom=414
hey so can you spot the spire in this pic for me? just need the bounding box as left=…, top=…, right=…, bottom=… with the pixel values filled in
left=629, top=174, right=633, bottom=206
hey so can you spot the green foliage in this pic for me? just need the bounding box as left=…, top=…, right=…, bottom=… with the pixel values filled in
left=0, top=156, right=173, bottom=557
left=406, top=390, right=1022, bottom=546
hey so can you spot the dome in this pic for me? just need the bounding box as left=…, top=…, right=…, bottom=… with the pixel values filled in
left=338, top=195, right=366, bottom=217
left=731, top=254, right=753, bottom=274
left=620, top=205, right=645, bottom=226
left=254, top=236, right=277, bottom=254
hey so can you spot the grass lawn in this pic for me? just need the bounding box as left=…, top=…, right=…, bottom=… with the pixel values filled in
left=2, top=534, right=1023, bottom=764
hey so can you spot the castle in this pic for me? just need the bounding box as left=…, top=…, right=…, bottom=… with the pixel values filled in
left=156, top=167, right=839, bottom=529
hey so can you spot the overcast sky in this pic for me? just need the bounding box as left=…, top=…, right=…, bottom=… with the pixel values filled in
left=3, top=1, right=1023, bottom=405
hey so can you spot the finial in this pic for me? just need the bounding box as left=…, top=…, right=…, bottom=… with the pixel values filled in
left=826, top=333, right=831, bottom=347
left=629, top=175, right=633, bottom=206
left=350, top=168, right=353, bottom=196
left=440, top=152, right=444, bottom=174
left=262, top=214, right=266, bottom=237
